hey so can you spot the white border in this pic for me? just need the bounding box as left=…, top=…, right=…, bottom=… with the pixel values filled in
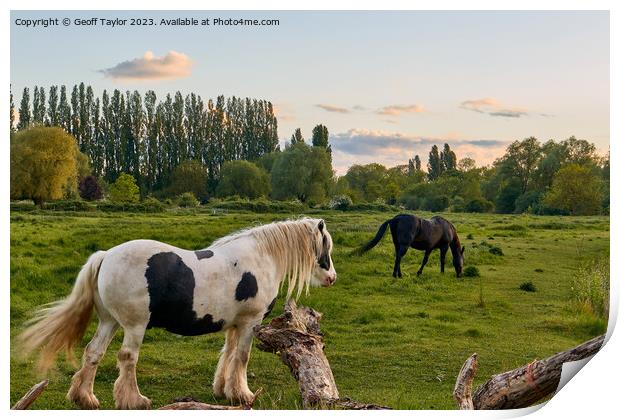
left=4, top=1, right=617, bottom=419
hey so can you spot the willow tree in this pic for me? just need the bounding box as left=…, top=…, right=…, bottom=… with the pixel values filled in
left=10, top=127, right=82, bottom=206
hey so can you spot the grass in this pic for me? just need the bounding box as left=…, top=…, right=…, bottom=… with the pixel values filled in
left=9, top=210, right=610, bottom=409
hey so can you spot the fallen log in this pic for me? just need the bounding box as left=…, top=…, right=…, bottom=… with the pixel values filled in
left=454, top=334, right=604, bottom=410
left=158, top=388, right=262, bottom=410
left=11, top=380, right=49, bottom=410
left=253, top=300, right=390, bottom=409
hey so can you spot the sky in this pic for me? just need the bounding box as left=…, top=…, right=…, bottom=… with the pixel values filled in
left=10, top=10, right=609, bottom=174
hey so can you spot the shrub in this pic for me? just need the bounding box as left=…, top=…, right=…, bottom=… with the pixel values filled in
left=10, top=201, right=36, bottom=212
left=108, top=173, right=140, bottom=203
left=463, top=266, right=480, bottom=277
left=209, top=198, right=306, bottom=213
left=329, top=195, right=353, bottom=211
left=96, top=201, right=164, bottom=213
left=488, top=246, right=504, bottom=256
left=519, top=281, right=537, bottom=292
left=177, top=192, right=199, bottom=208
left=423, top=195, right=450, bottom=212
left=465, top=198, right=494, bottom=213
left=43, top=199, right=94, bottom=212
left=78, top=175, right=103, bottom=201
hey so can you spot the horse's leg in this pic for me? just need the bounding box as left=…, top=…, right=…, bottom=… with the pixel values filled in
left=417, top=250, right=432, bottom=276
left=213, top=327, right=238, bottom=398
left=113, top=325, right=151, bottom=409
left=391, top=228, right=400, bottom=278
left=67, top=313, right=118, bottom=409
left=395, top=245, right=408, bottom=278
left=224, top=321, right=257, bottom=404
left=440, top=245, right=449, bottom=273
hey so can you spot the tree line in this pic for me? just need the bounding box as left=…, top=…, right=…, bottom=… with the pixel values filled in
left=335, top=137, right=609, bottom=215
left=11, top=84, right=279, bottom=193
left=10, top=84, right=609, bottom=215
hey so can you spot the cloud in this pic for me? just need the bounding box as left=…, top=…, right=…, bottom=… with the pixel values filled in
left=329, top=128, right=508, bottom=174
left=100, top=51, right=193, bottom=81
left=376, top=104, right=425, bottom=116
left=460, top=97, right=529, bottom=118
left=315, top=104, right=350, bottom=114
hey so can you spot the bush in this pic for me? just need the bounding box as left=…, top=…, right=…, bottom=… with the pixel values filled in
left=519, top=281, right=537, bottom=292
left=463, top=266, right=480, bottom=277
left=488, top=246, right=504, bottom=256
left=571, top=258, right=609, bottom=319
left=424, top=195, right=450, bottom=212
left=96, top=200, right=164, bottom=213
left=10, top=201, right=36, bottom=212
left=329, top=195, right=353, bottom=210
left=43, top=199, right=94, bottom=212
left=108, top=173, right=140, bottom=203
left=79, top=175, right=103, bottom=201
left=465, top=198, right=494, bottom=213
left=208, top=198, right=307, bottom=213
left=177, top=192, right=199, bottom=208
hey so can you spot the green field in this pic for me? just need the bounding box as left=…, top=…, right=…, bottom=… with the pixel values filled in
left=10, top=210, right=609, bottom=409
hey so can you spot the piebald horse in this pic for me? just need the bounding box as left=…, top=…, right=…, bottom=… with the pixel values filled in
left=19, top=218, right=337, bottom=409
left=359, top=214, right=464, bottom=278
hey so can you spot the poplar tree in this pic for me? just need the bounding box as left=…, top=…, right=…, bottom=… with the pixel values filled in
left=428, top=145, right=442, bottom=181
left=48, top=86, right=59, bottom=127
left=10, top=87, right=15, bottom=132
left=17, top=87, right=31, bottom=130
left=58, top=85, right=71, bottom=132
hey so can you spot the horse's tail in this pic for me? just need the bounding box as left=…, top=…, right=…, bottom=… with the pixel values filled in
left=357, top=219, right=392, bottom=254
left=18, top=250, right=106, bottom=372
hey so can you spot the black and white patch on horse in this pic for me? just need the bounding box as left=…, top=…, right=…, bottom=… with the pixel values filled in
left=18, top=218, right=337, bottom=410
left=145, top=252, right=224, bottom=336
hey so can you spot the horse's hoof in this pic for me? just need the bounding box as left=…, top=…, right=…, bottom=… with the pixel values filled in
left=115, top=394, right=151, bottom=410
left=67, top=389, right=100, bottom=410
left=225, top=385, right=254, bottom=405
left=213, top=381, right=226, bottom=399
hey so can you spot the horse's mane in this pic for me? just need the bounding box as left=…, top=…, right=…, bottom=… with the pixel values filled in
left=210, top=217, right=328, bottom=299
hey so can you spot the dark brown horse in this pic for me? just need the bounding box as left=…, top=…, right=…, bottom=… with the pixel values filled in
left=359, top=214, right=465, bottom=278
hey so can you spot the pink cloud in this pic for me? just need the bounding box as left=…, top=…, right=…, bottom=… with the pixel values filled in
left=100, top=51, right=193, bottom=81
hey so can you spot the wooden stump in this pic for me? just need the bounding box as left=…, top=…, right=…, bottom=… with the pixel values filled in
left=253, top=300, right=339, bottom=407
left=453, top=353, right=477, bottom=409
left=454, top=335, right=604, bottom=410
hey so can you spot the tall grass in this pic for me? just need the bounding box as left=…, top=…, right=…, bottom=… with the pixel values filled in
left=570, top=257, right=610, bottom=320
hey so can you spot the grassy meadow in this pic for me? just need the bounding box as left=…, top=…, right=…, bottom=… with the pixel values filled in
left=9, top=209, right=609, bottom=409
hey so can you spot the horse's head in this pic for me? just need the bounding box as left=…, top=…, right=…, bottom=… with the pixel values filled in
left=454, top=246, right=465, bottom=277
left=310, top=219, right=337, bottom=287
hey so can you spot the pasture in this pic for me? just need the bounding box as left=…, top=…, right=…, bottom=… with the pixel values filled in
left=9, top=209, right=609, bottom=409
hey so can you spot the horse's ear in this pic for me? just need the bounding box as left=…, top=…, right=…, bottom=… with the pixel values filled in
left=318, top=219, right=325, bottom=232
left=461, top=246, right=465, bottom=254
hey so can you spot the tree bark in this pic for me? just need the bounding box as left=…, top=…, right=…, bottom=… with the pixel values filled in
left=470, top=335, right=604, bottom=409
left=254, top=300, right=391, bottom=409
left=158, top=388, right=262, bottom=410
left=453, top=353, right=477, bottom=409
left=11, top=380, right=49, bottom=410
left=253, top=300, right=339, bottom=407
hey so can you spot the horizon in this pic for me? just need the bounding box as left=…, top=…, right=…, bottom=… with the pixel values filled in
left=11, top=10, right=610, bottom=175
